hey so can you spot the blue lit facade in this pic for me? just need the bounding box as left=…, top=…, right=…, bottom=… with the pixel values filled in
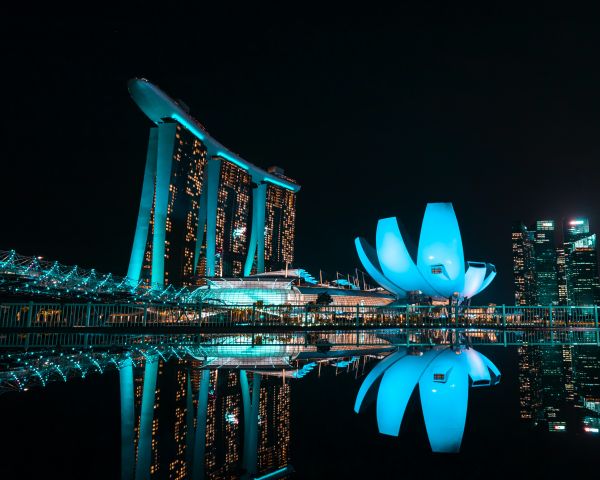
left=355, top=203, right=496, bottom=300
left=354, top=346, right=501, bottom=453
left=127, top=79, right=300, bottom=288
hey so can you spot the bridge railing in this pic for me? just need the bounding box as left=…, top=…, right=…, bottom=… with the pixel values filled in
left=0, top=302, right=599, bottom=330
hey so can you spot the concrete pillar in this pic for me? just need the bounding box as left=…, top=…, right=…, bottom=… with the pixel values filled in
left=194, top=168, right=209, bottom=275
left=151, top=123, right=177, bottom=289
left=204, top=156, right=221, bottom=277
left=244, top=182, right=267, bottom=275
left=135, top=356, right=159, bottom=480
left=119, top=358, right=135, bottom=480
left=191, top=370, right=211, bottom=480
left=185, top=373, right=194, bottom=468
left=241, top=370, right=261, bottom=477
left=127, top=128, right=158, bottom=284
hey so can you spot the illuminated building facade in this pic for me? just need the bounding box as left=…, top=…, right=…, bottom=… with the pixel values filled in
left=512, top=217, right=600, bottom=306
left=512, top=222, right=537, bottom=305
left=127, top=78, right=300, bottom=289
left=198, top=270, right=395, bottom=306
left=563, top=218, right=600, bottom=305
left=214, top=159, right=252, bottom=277
left=264, top=167, right=297, bottom=272
left=518, top=345, right=600, bottom=434
left=257, top=380, right=291, bottom=474
left=137, top=123, right=207, bottom=287
left=534, top=220, right=559, bottom=305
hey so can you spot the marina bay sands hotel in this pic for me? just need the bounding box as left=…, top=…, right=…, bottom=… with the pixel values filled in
left=126, top=78, right=300, bottom=288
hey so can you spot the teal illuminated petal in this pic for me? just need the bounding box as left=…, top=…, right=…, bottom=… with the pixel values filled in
left=463, top=347, right=491, bottom=386
left=417, top=203, right=465, bottom=297
left=419, top=348, right=469, bottom=453
left=375, top=217, right=431, bottom=293
left=376, top=348, right=443, bottom=436
left=355, top=237, right=406, bottom=296
left=463, top=262, right=487, bottom=298
left=354, top=349, right=406, bottom=414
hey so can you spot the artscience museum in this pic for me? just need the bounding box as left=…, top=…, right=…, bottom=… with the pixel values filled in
left=355, top=203, right=497, bottom=301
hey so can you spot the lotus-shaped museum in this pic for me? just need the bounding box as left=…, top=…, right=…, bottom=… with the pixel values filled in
left=355, top=203, right=496, bottom=299
left=354, top=346, right=501, bottom=453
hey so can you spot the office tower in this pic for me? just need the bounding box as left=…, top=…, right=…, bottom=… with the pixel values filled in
left=563, top=218, right=600, bottom=305
left=512, top=222, right=537, bottom=305
left=127, top=78, right=300, bottom=288
left=534, top=220, right=559, bottom=305
left=556, top=247, right=568, bottom=304
left=518, top=346, right=542, bottom=421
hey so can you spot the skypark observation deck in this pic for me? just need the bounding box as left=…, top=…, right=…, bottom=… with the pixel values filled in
left=0, top=302, right=599, bottom=350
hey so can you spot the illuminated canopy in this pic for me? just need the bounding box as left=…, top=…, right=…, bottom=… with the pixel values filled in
left=354, top=346, right=501, bottom=453
left=355, top=203, right=496, bottom=299
left=128, top=78, right=300, bottom=192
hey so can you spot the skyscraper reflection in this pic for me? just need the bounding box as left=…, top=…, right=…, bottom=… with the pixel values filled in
left=518, top=345, right=600, bottom=434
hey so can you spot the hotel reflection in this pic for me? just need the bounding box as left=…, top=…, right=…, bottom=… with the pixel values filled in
left=132, top=361, right=291, bottom=479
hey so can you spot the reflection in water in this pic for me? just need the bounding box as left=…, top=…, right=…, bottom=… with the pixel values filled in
left=354, top=346, right=501, bottom=453
left=519, top=344, right=600, bottom=434
left=121, top=359, right=292, bottom=480
left=1, top=341, right=600, bottom=478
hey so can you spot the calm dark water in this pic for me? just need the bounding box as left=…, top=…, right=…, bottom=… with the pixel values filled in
left=0, top=346, right=598, bottom=479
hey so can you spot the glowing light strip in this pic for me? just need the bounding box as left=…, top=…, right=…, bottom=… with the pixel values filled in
left=263, top=176, right=295, bottom=191
left=254, top=467, right=292, bottom=480
left=171, top=113, right=206, bottom=141
left=215, top=150, right=250, bottom=171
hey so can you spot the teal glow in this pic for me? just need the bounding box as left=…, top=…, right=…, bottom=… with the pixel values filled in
left=357, top=203, right=496, bottom=299
left=171, top=113, right=206, bottom=140
left=354, top=349, right=406, bottom=413
left=376, top=217, right=430, bottom=293
left=419, top=348, right=469, bottom=453
left=216, top=150, right=250, bottom=171
left=356, top=346, right=501, bottom=453
left=263, top=176, right=296, bottom=191
left=417, top=203, right=465, bottom=297
left=127, top=129, right=158, bottom=283
left=254, top=467, right=293, bottom=480
left=377, top=349, right=442, bottom=436
left=355, top=237, right=405, bottom=296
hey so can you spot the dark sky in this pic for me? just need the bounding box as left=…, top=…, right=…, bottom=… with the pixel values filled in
left=2, top=8, right=600, bottom=303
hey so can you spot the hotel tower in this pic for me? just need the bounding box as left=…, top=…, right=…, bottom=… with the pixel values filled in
left=126, top=79, right=300, bottom=288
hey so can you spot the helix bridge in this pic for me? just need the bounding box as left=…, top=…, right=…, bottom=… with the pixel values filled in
left=0, top=249, right=208, bottom=304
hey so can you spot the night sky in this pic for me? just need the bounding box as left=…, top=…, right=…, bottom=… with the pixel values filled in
left=3, top=8, right=600, bottom=303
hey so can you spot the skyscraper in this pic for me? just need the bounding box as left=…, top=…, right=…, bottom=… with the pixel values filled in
left=563, top=218, right=600, bottom=306
left=512, top=222, right=537, bottom=305
left=534, top=220, right=559, bottom=305
left=126, top=79, right=300, bottom=288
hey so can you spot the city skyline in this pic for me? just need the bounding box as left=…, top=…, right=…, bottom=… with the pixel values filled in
left=3, top=12, right=600, bottom=305
left=2, top=8, right=600, bottom=480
